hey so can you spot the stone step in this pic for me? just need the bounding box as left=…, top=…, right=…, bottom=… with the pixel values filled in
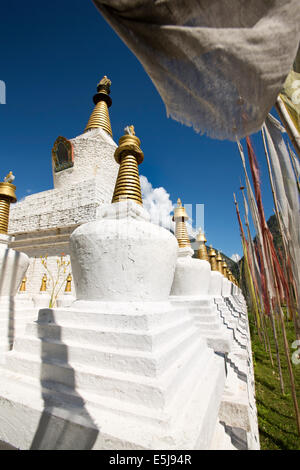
left=194, top=321, right=222, bottom=331
left=25, top=314, right=193, bottom=353
left=190, top=312, right=218, bottom=323
left=170, top=298, right=213, bottom=308
left=3, top=332, right=208, bottom=409
left=13, top=323, right=200, bottom=378
left=36, top=305, right=187, bottom=331
left=0, top=345, right=225, bottom=449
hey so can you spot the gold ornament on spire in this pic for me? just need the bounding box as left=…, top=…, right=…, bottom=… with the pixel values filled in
left=0, top=172, right=17, bottom=235
left=208, top=245, right=218, bottom=271
left=84, top=75, right=113, bottom=136
left=196, top=230, right=209, bottom=261
left=111, top=125, right=144, bottom=205
left=222, top=260, right=228, bottom=277
left=40, top=274, right=47, bottom=292
left=19, top=276, right=27, bottom=292
left=65, top=273, right=72, bottom=293
left=173, top=199, right=191, bottom=248
left=216, top=251, right=223, bottom=274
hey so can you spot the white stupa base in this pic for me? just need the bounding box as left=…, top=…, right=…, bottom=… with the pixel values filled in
left=170, top=251, right=211, bottom=297
left=0, top=300, right=225, bottom=450
left=56, top=293, right=76, bottom=308
left=170, top=295, right=233, bottom=354
left=0, top=295, right=37, bottom=358
left=215, top=294, right=259, bottom=451
left=209, top=420, right=237, bottom=450
left=214, top=297, right=248, bottom=347
left=33, top=293, right=51, bottom=309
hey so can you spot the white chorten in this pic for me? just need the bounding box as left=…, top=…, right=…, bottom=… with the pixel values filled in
left=8, top=77, right=119, bottom=299
left=0, top=127, right=226, bottom=450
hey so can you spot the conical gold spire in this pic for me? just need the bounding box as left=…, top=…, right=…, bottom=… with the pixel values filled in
left=19, top=276, right=27, bottom=292
left=208, top=246, right=218, bottom=271
left=40, top=274, right=47, bottom=292
left=0, top=172, right=17, bottom=235
left=84, top=76, right=113, bottom=136
left=173, top=199, right=191, bottom=248
left=196, top=230, right=209, bottom=261
left=216, top=251, right=223, bottom=274
left=111, top=125, right=144, bottom=205
left=65, top=273, right=72, bottom=292
left=222, top=260, right=228, bottom=277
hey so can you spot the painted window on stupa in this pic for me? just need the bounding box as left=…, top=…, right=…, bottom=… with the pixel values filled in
left=52, top=136, right=74, bottom=172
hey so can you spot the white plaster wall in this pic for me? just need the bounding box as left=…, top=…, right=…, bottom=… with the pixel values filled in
left=9, top=181, right=108, bottom=234
left=0, top=236, right=29, bottom=297
left=53, top=128, right=118, bottom=191
left=209, top=271, right=223, bottom=297
left=222, top=278, right=232, bottom=297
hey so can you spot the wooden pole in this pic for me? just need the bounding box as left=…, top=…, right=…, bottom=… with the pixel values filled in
left=275, top=96, right=300, bottom=158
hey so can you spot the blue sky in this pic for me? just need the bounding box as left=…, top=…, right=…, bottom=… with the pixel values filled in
left=0, top=0, right=282, bottom=259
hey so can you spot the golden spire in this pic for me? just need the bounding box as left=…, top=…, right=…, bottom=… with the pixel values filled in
left=222, top=260, right=228, bottom=277
left=65, top=273, right=72, bottom=293
left=196, top=230, right=209, bottom=261
left=173, top=199, right=191, bottom=248
left=216, top=251, right=223, bottom=274
left=84, top=76, right=113, bottom=136
left=0, top=172, right=17, bottom=235
left=19, top=276, right=27, bottom=292
left=208, top=246, right=218, bottom=271
left=111, top=125, right=144, bottom=205
left=40, top=274, right=47, bottom=292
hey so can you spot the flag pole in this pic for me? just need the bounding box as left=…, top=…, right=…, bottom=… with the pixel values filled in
left=275, top=95, right=300, bottom=158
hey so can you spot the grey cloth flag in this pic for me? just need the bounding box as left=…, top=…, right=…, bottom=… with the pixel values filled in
left=93, top=0, right=300, bottom=141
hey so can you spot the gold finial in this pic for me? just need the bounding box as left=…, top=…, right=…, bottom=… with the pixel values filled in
left=124, top=125, right=135, bottom=136
left=111, top=125, right=144, bottom=205
left=222, top=260, right=228, bottom=277
left=40, top=274, right=47, bottom=292
left=65, top=273, right=72, bottom=293
left=84, top=76, right=113, bottom=136
left=4, top=171, right=15, bottom=184
left=208, top=245, right=218, bottom=271
left=216, top=251, right=223, bottom=274
left=19, top=276, right=27, bottom=292
left=97, top=76, right=111, bottom=90
left=0, top=172, right=17, bottom=235
left=173, top=199, right=191, bottom=248
left=196, top=230, right=209, bottom=261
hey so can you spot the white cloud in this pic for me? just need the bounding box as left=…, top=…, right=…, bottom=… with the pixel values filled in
left=140, top=175, right=174, bottom=231
left=231, top=253, right=241, bottom=263
left=140, top=175, right=199, bottom=240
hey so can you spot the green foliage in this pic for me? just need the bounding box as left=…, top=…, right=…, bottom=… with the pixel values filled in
left=249, top=313, right=300, bottom=449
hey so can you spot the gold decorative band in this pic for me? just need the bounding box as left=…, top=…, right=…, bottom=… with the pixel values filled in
left=198, top=243, right=209, bottom=261
left=175, top=220, right=191, bottom=248
left=84, top=100, right=113, bottom=136
left=112, top=154, right=143, bottom=205
left=0, top=199, right=10, bottom=234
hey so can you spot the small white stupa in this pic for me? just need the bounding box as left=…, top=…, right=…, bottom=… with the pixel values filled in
left=0, top=174, right=33, bottom=356
left=170, top=205, right=232, bottom=355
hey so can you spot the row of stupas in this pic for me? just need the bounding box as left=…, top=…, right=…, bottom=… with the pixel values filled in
left=0, top=76, right=259, bottom=450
